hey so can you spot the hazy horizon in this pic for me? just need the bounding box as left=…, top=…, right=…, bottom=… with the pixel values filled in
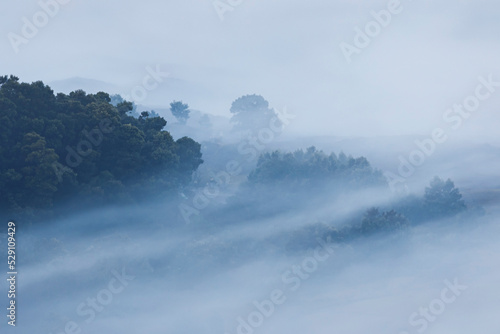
left=2, top=0, right=500, bottom=138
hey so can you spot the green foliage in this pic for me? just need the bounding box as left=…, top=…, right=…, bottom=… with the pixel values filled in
left=423, top=176, right=466, bottom=219
left=170, top=101, right=190, bottom=124
left=392, top=177, right=468, bottom=224
left=360, top=208, right=409, bottom=235
left=286, top=208, right=410, bottom=251
left=0, top=76, right=203, bottom=214
left=248, top=147, right=386, bottom=189
left=229, top=94, right=282, bottom=133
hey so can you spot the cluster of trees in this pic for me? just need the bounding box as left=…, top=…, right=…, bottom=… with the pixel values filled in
left=359, top=208, right=410, bottom=235
left=248, top=147, right=386, bottom=189
left=243, top=146, right=467, bottom=234
left=286, top=176, right=469, bottom=250
left=393, top=177, right=467, bottom=223
left=221, top=147, right=469, bottom=232
left=353, top=177, right=467, bottom=236
left=0, top=75, right=472, bottom=235
left=0, top=75, right=203, bottom=215
left=423, top=176, right=467, bottom=218
left=218, top=147, right=388, bottom=223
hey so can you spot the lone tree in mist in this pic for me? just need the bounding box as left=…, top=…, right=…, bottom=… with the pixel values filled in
left=423, top=177, right=466, bottom=219
left=230, top=94, right=281, bottom=134
left=170, top=101, right=190, bottom=124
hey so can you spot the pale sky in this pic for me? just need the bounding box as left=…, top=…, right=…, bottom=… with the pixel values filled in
left=1, top=0, right=499, bottom=138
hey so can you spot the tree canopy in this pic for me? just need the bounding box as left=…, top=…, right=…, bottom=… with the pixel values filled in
left=230, top=94, right=282, bottom=134
left=424, top=176, right=467, bottom=219
left=0, top=75, right=203, bottom=215
left=360, top=208, right=409, bottom=235
left=248, top=147, right=386, bottom=189
left=170, top=101, right=190, bottom=124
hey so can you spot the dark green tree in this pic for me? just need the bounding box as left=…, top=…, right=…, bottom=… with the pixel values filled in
left=360, top=208, right=409, bottom=235
left=248, top=147, right=386, bottom=188
left=170, top=101, right=190, bottom=124
left=229, top=94, right=282, bottom=134
left=423, top=176, right=466, bottom=219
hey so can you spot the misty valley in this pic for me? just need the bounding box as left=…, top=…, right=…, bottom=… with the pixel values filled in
left=1, top=75, right=499, bottom=334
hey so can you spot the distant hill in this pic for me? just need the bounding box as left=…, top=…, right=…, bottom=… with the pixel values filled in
left=49, top=77, right=121, bottom=95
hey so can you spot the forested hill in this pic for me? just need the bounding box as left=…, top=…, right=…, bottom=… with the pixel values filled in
left=0, top=76, right=471, bottom=229
left=0, top=75, right=203, bottom=216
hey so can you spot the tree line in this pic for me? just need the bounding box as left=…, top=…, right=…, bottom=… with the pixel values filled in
left=0, top=75, right=202, bottom=217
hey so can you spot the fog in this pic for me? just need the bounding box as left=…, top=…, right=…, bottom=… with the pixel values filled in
left=1, top=0, right=500, bottom=333
left=2, top=188, right=500, bottom=333
left=2, top=0, right=500, bottom=137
